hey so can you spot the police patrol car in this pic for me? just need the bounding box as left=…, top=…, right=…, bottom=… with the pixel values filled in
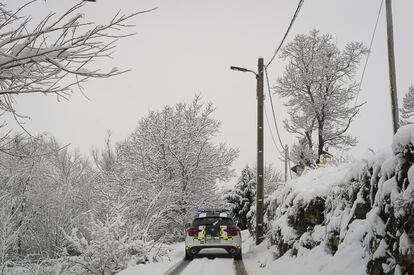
left=184, top=208, right=242, bottom=260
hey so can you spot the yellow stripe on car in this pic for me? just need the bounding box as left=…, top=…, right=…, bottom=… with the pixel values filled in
left=219, top=225, right=233, bottom=241
left=192, top=226, right=206, bottom=241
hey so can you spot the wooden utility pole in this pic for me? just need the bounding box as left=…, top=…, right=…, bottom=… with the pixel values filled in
left=385, top=0, right=399, bottom=133
left=230, top=59, right=265, bottom=244
left=256, top=57, right=264, bottom=245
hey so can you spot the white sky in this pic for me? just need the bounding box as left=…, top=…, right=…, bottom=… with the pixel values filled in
left=8, top=0, right=414, bottom=177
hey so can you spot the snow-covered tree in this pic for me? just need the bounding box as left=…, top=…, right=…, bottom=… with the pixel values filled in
left=92, top=131, right=118, bottom=174
left=0, top=135, right=47, bottom=257
left=225, top=164, right=282, bottom=234
left=0, top=132, right=174, bottom=270
left=400, top=85, right=414, bottom=126
left=115, top=96, right=239, bottom=239
left=275, top=30, right=367, bottom=161
left=225, top=165, right=255, bottom=230
left=28, top=138, right=93, bottom=256
left=0, top=134, right=94, bottom=260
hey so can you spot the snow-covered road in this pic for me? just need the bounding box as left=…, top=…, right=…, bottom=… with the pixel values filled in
left=163, top=231, right=252, bottom=275
left=169, top=258, right=234, bottom=275
left=119, top=231, right=253, bottom=275
left=120, top=253, right=249, bottom=275
left=165, top=257, right=248, bottom=275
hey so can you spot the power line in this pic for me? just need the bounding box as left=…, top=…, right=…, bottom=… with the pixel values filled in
left=264, top=66, right=285, bottom=149
left=265, top=66, right=292, bottom=181
left=266, top=0, right=305, bottom=68
left=354, top=0, right=384, bottom=106
left=264, top=105, right=284, bottom=155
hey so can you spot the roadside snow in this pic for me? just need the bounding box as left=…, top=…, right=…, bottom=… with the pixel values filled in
left=281, top=164, right=354, bottom=204
left=117, top=243, right=183, bottom=275
left=242, top=233, right=367, bottom=275
left=117, top=261, right=175, bottom=275
left=392, top=124, right=414, bottom=154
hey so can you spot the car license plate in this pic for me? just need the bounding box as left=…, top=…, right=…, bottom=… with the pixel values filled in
left=207, top=238, right=220, bottom=244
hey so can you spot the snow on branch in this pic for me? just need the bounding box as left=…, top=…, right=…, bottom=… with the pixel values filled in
left=0, top=1, right=155, bottom=113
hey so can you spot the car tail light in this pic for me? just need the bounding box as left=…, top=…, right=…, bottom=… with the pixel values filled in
left=225, top=227, right=239, bottom=236
left=187, top=227, right=200, bottom=237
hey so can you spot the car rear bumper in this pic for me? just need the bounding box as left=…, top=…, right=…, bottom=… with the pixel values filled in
left=185, top=244, right=241, bottom=255
left=185, top=235, right=241, bottom=245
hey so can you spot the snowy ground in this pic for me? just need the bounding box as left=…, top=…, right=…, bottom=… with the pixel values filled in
left=118, top=232, right=250, bottom=275
left=179, top=256, right=235, bottom=275
left=117, top=242, right=183, bottom=275
left=118, top=230, right=368, bottom=275
left=242, top=240, right=367, bottom=275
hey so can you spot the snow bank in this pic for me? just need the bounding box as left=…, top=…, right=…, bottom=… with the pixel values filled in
left=264, top=125, right=414, bottom=275
left=118, top=243, right=183, bottom=275
left=280, top=164, right=354, bottom=203
left=392, top=124, right=414, bottom=154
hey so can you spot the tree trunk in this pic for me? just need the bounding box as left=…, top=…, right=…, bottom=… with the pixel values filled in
left=17, top=198, right=25, bottom=256
left=306, top=118, right=315, bottom=151
left=305, top=130, right=313, bottom=150
left=317, top=123, right=324, bottom=163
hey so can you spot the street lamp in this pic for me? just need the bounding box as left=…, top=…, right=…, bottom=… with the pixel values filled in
left=230, top=66, right=257, bottom=77
left=230, top=58, right=265, bottom=245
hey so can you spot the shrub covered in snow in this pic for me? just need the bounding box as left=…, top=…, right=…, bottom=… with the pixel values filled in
left=266, top=125, right=414, bottom=274
left=62, top=202, right=169, bottom=275
left=0, top=195, right=22, bottom=272
left=224, top=166, right=256, bottom=231
left=400, top=85, right=414, bottom=126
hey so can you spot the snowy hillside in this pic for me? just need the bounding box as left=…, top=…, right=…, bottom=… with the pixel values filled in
left=263, top=125, right=414, bottom=275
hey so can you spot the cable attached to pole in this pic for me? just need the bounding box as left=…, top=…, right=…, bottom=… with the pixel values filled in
left=266, top=0, right=304, bottom=69
left=264, top=67, right=285, bottom=149
left=354, top=0, right=384, bottom=106
left=264, top=105, right=285, bottom=155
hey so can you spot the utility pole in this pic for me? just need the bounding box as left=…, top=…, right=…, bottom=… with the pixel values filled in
left=385, top=0, right=399, bottom=134
left=230, top=58, right=265, bottom=245
left=256, top=57, right=264, bottom=245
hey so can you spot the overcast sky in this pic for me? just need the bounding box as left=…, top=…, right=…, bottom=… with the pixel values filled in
left=8, top=0, right=414, bottom=178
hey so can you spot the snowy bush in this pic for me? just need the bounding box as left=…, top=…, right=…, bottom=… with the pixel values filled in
left=267, top=125, right=414, bottom=274
left=63, top=202, right=169, bottom=275
left=0, top=194, right=22, bottom=273
left=290, top=138, right=318, bottom=168
left=224, top=166, right=256, bottom=230
left=400, top=85, right=414, bottom=126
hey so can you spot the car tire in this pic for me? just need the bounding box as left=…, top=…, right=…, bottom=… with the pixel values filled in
left=234, top=249, right=242, bottom=260
left=185, top=251, right=194, bottom=261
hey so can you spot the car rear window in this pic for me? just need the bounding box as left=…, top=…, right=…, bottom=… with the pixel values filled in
left=192, top=217, right=235, bottom=227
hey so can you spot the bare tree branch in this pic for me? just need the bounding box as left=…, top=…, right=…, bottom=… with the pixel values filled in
left=0, top=2, right=156, bottom=127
